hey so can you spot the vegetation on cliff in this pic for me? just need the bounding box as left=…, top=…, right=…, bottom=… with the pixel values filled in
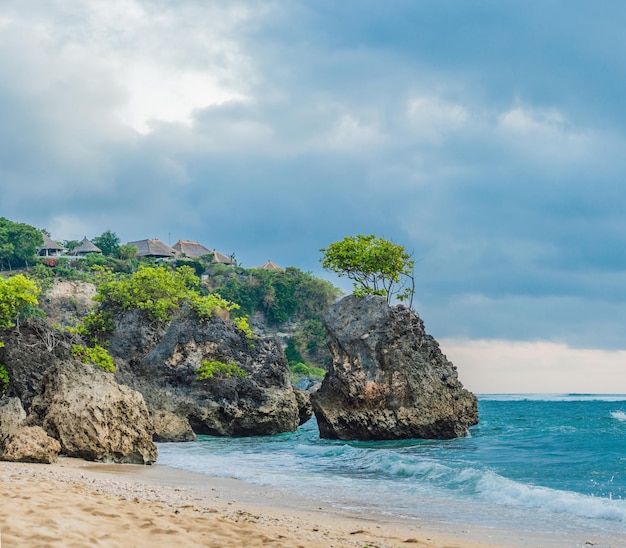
left=0, top=218, right=343, bottom=377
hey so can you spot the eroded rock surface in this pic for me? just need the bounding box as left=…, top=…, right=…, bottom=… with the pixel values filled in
left=0, top=397, right=60, bottom=463
left=27, top=360, right=157, bottom=464
left=311, top=295, right=478, bottom=440
left=151, top=409, right=196, bottom=442
left=111, top=310, right=301, bottom=437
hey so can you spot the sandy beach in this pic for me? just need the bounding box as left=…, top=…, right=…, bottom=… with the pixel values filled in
left=0, top=458, right=617, bottom=548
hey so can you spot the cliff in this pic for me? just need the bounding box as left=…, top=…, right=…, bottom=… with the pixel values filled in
left=311, top=295, right=478, bottom=440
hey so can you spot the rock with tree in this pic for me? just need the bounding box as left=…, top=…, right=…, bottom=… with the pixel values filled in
left=78, top=265, right=304, bottom=436
left=311, top=295, right=478, bottom=440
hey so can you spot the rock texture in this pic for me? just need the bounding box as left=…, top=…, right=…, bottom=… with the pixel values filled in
left=27, top=360, right=157, bottom=464
left=151, top=409, right=196, bottom=442
left=111, top=309, right=301, bottom=437
left=0, top=397, right=60, bottom=463
left=293, top=387, right=313, bottom=426
left=0, top=319, right=78, bottom=410
left=311, top=295, right=478, bottom=440
left=0, top=425, right=61, bottom=463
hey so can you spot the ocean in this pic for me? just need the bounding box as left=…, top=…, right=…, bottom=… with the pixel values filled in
left=157, top=394, right=626, bottom=541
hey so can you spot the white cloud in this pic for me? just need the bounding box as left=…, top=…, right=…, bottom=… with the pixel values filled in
left=441, top=338, right=626, bottom=394
left=495, top=103, right=595, bottom=166
left=324, top=113, right=382, bottom=151
left=405, top=95, right=468, bottom=144
left=1, top=0, right=257, bottom=134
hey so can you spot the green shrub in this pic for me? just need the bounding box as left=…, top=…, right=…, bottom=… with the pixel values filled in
left=0, top=364, right=9, bottom=395
left=0, top=274, right=42, bottom=327
left=71, top=344, right=115, bottom=372
left=196, top=360, right=246, bottom=380
left=289, top=362, right=326, bottom=380
left=188, top=292, right=239, bottom=323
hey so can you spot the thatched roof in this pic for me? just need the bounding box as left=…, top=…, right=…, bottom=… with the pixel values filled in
left=172, top=240, right=212, bottom=258
left=127, top=239, right=177, bottom=258
left=211, top=250, right=236, bottom=265
left=71, top=237, right=102, bottom=255
left=39, top=233, right=64, bottom=252
left=258, top=261, right=283, bottom=271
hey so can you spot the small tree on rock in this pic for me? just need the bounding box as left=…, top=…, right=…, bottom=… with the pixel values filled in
left=320, top=234, right=414, bottom=305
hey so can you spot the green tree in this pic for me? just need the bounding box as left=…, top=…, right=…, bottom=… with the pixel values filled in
left=0, top=274, right=41, bottom=327
left=92, top=230, right=121, bottom=257
left=320, top=234, right=414, bottom=304
left=63, top=239, right=82, bottom=252
left=118, top=244, right=138, bottom=261
left=0, top=218, right=44, bottom=270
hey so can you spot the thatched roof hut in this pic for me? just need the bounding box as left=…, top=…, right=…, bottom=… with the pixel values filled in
left=257, top=261, right=283, bottom=271
left=37, top=233, right=65, bottom=257
left=71, top=237, right=102, bottom=256
left=211, top=249, right=236, bottom=265
left=127, top=239, right=177, bottom=258
left=172, top=240, right=212, bottom=259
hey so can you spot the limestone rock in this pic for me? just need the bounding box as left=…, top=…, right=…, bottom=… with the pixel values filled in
left=0, top=396, right=27, bottom=431
left=151, top=409, right=196, bottom=442
left=0, top=426, right=61, bottom=463
left=28, top=360, right=157, bottom=464
left=0, top=398, right=61, bottom=463
left=112, top=310, right=300, bottom=437
left=0, top=320, right=78, bottom=411
left=293, top=387, right=313, bottom=426
left=311, top=295, right=479, bottom=440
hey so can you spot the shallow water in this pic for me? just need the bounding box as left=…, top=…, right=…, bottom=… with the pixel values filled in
left=157, top=394, right=626, bottom=538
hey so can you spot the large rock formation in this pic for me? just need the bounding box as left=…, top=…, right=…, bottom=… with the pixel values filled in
left=110, top=309, right=302, bottom=437
left=311, top=295, right=478, bottom=440
left=27, top=360, right=157, bottom=464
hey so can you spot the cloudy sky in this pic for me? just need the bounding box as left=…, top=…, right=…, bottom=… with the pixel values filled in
left=2, top=1, right=624, bottom=392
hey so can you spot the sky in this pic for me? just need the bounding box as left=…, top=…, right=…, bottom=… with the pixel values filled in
left=1, top=1, right=624, bottom=392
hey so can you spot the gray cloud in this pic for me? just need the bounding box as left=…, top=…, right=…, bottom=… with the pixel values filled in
left=1, top=1, right=624, bottom=351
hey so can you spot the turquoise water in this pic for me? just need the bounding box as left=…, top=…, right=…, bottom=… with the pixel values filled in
left=157, top=395, right=626, bottom=537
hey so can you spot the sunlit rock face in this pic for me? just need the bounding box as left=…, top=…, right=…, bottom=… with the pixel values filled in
left=312, top=295, right=478, bottom=441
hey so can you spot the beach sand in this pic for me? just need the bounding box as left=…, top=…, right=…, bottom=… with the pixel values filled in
left=0, top=458, right=616, bottom=547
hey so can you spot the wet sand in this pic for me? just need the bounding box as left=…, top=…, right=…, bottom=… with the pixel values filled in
left=0, top=458, right=616, bottom=547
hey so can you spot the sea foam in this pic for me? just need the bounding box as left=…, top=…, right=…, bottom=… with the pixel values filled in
left=610, top=410, right=626, bottom=421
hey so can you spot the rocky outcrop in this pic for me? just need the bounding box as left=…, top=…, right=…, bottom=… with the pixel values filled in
left=0, top=396, right=27, bottom=431
left=151, top=409, right=196, bottom=442
left=0, top=320, right=78, bottom=410
left=311, top=295, right=478, bottom=440
left=111, top=309, right=301, bottom=437
left=27, top=360, right=157, bottom=464
left=0, top=397, right=61, bottom=463
left=1, top=426, right=61, bottom=463
left=293, top=387, right=313, bottom=426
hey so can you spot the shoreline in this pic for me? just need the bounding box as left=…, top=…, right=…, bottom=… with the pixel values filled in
left=0, top=458, right=616, bottom=547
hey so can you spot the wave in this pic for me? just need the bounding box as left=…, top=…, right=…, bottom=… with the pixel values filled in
left=305, top=447, right=626, bottom=524
left=610, top=410, right=626, bottom=422
left=479, top=393, right=626, bottom=402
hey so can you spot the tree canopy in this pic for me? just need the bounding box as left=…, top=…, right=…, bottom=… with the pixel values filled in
left=0, top=218, right=44, bottom=270
left=320, top=234, right=414, bottom=305
left=92, top=230, right=121, bottom=257
left=0, top=274, right=41, bottom=327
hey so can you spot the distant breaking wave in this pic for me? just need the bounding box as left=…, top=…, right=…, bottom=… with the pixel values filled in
left=610, top=410, right=626, bottom=421
left=478, top=394, right=626, bottom=402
